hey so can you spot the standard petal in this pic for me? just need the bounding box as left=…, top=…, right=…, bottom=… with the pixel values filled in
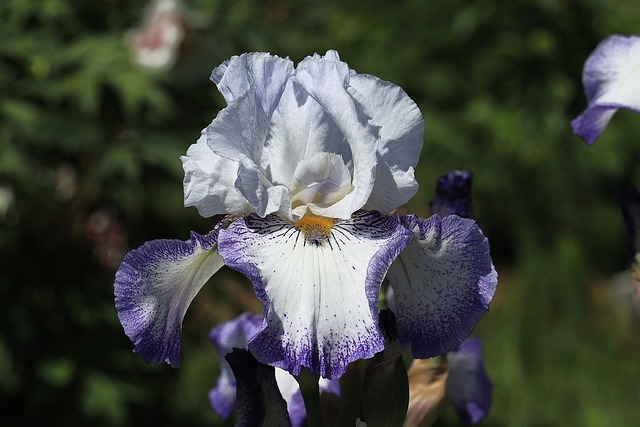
left=386, top=215, right=497, bottom=358
left=294, top=51, right=379, bottom=219
left=206, top=53, right=295, bottom=217
left=362, top=164, right=418, bottom=215
left=261, top=79, right=353, bottom=196
left=211, top=52, right=295, bottom=114
left=208, top=312, right=263, bottom=419
left=114, top=230, right=223, bottom=367
left=446, top=338, right=493, bottom=425
left=349, top=72, right=425, bottom=213
left=217, top=210, right=413, bottom=379
left=572, top=34, right=640, bottom=144
left=181, top=133, right=251, bottom=217
left=206, top=82, right=291, bottom=217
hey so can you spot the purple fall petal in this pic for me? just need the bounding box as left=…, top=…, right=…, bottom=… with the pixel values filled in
left=387, top=215, right=497, bottom=359
left=114, top=230, right=222, bottom=367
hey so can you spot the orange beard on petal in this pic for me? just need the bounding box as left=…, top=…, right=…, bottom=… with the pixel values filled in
left=293, top=214, right=336, bottom=246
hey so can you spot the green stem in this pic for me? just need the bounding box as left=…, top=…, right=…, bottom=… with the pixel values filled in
left=296, top=369, right=325, bottom=427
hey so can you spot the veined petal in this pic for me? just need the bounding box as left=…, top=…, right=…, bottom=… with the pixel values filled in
left=262, top=79, right=353, bottom=194
left=211, top=52, right=295, bottom=114
left=206, top=54, right=294, bottom=217
left=349, top=72, right=425, bottom=212
left=446, top=338, right=493, bottom=425
left=572, top=34, right=640, bottom=144
left=217, top=210, right=413, bottom=379
left=386, top=215, right=497, bottom=358
left=294, top=51, right=379, bottom=219
left=114, top=230, right=223, bottom=367
left=181, top=133, right=251, bottom=217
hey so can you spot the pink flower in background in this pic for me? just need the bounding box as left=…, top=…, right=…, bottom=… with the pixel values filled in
left=125, top=0, right=186, bottom=70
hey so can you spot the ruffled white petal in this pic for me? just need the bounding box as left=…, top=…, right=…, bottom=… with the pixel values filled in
left=211, top=52, right=295, bottom=113
left=190, top=50, right=425, bottom=219
left=261, top=78, right=353, bottom=198
left=363, top=164, right=418, bottom=215
left=181, top=133, right=251, bottom=216
left=294, top=51, right=379, bottom=219
left=290, top=152, right=352, bottom=218
left=349, top=72, right=424, bottom=212
left=206, top=53, right=295, bottom=217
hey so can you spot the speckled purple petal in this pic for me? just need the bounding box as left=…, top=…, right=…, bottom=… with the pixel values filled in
left=572, top=34, right=640, bottom=144
left=387, top=215, right=497, bottom=358
left=446, top=338, right=493, bottom=425
left=114, top=230, right=222, bottom=367
left=429, top=170, right=473, bottom=218
left=217, top=210, right=413, bottom=379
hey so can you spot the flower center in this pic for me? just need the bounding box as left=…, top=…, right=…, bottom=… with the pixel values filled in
left=290, top=152, right=352, bottom=218
left=293, top=214, right=336, bottom=246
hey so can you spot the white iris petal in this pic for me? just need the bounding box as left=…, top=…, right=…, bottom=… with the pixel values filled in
left=218, top=211, right=413, bottom=379
left=291, top=152, right=352, bottom=219
left=572, top=35, right=640, bottom=144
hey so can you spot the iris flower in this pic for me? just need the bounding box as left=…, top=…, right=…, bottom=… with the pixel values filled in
left=572, top=34, right=640, bottom=144
left=114, top=51, right=497, bottom=380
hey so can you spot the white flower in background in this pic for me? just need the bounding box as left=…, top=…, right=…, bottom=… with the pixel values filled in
left=572, top=34, right=640, bottom=144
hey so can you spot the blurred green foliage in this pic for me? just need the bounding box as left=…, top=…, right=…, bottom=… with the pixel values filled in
left=1, top=0, right=639, bottom=425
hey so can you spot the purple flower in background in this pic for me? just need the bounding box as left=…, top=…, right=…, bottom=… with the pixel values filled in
left=429, top=170, right=473, bottom=218
left=572, top=34, right=640, bottom=144
left=114, top=51, right=497, bottom=380
left=446, top=338, right=493, bottom=425
left=208, top=313, right=339, bottom=426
